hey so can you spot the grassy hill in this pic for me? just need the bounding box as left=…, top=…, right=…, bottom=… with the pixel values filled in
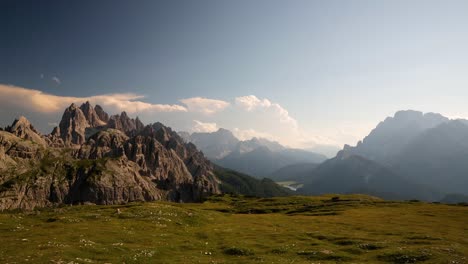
left=215, top=167, right=292, bottom=197
left=0, top=195, right=467, bottom=263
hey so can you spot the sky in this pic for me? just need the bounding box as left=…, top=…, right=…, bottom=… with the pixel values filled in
left=1, top=0, right=468, bottom=151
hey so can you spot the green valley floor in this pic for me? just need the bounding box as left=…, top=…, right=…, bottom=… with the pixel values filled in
left=0, top=195, right=466, bottom=263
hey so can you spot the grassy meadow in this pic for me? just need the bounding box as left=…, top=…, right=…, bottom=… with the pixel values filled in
left=0, top=195, right=466, bottom=263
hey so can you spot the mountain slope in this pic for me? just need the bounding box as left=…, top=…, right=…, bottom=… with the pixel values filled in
left=344, top=110, right=449, bottom=164
left=299, top=154, right=440, bottom=201
left=189, top=128, right=239, bottom=159
left=267, top=162, right=319, bottom=182
left=216, top=146, right=326, bottom=177
left=183, top=129, right=327, bottom=177
left=214, top=167, right=291, bottom=197
left=332, top=110, right=468, bottom=197
left=392, top=120, right=468, bottom=194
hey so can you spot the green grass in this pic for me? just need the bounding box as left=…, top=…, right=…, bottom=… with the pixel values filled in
left=214, top=167, right=292, bottom=197
left=0, top=194, right=466, bottom=263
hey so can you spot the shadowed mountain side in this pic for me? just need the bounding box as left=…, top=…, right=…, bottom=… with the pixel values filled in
left=391, top=120, right=468, bottom=194
left=216, top=146, right=326, bottom=177
left=214, top=166, right=292, bottom=197
left=267, top=162, right=319, bottom=182
left=343, top=110, right=449, bottom=164
left=333, top=110, right=468, bottom=197
left=299, top=154, right=441, bottom=201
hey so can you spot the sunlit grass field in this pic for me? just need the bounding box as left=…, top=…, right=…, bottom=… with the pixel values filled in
left=0, top=195, right=466, bottom=263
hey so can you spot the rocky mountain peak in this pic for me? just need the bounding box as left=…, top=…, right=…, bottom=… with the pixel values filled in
left=5, top=116, right=46, bottom=146
left=135, top=117, right=144, bottom=132
left=79, top=101, right=106, bottom=127
left=59, top=103, right=90, bottom=145
left=0, top=102, right=225, bottom=210
left=9, top=116, right=33, bottom=131
left=94, top=104, right=109, bottom=122
left=108, top=112, right=143, bottom=134
left=343, top=110, right=451, bottom=162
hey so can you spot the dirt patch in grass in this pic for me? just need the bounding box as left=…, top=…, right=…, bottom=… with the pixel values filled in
left=223, top=246, right=254, bottom=256
left=358, top=243, right=384, bottom=250
left=377, top=251, right=432, bottom=263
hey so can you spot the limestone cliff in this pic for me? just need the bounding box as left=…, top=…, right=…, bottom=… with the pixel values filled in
left=0, top=103, right=221, bottom=210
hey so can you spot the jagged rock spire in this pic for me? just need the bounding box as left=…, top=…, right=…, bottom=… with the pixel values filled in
left=94, top=104, right=109, bottom=122
left=6, top=116, right=46, bottom=146
left=80, top=101, right=107, bottom=127
left=59, top=103, right=89, bottom=145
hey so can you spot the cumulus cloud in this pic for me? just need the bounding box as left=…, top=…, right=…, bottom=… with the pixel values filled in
left=180, top=97, right=229, bottom=114
left=235, top=95, right=298, bottom=128
left=51, top=76, right=61, bottom=85
left=232, top=128, right=277, bottom=141
left=191, top=120, right=219, bottom=133
left=0, top=84, right=345, bottom=149
left=0, top=84, right=187, bottom=114
left=235, top=95, right=272, bottom=110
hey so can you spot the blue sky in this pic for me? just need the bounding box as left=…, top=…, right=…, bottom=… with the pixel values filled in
left=1, top=0, right=468, bottom=150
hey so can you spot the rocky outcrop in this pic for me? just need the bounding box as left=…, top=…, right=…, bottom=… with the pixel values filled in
left=0, top=103, right=221, bottom=210
left=59, top=103, right=90, bottom=145
left=5, top=116, right=47, bottom=147
left=79, top=101, right=107, bottom=127
left=94, top=104, right=109, bottom=123
left=107, top=112, right=144, bottom=134
left=45, top=126, right=65, bottom=148
left=56, top=102, right=113, bottom=146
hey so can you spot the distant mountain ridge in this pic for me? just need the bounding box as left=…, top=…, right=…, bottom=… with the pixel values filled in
left=343, top=110, right=449, bottom=164
left=182, top=129, right=327, bottom=177
left=268, top=162, right=319, bottom=182
left=299, top=153, right=440, bottom=201
left=294, top=110, right=468, bottom=200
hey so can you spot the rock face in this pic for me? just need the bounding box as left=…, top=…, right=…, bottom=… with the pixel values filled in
left=107, top=112, right=144, bottom=134
left=5, top=116, right=47, bottom=147
left=94, top=104, right=109, bottom=123
left=59, top=103, right=90, bottom=145
left=79, top=101, right=106, bottom=127
left=0, top=103, right=221, bottom=210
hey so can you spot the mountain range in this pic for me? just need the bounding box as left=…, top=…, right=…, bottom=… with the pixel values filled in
left=182, top=129, right=327, bottom=177
left=289, top=110, right=468, bottom=201
left=2, top=105, right=467, bottom=208
left=0, top=102, right=289, bottom=210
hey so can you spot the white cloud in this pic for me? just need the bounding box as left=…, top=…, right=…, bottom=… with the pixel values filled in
left=232, top=128, right=277, bottom=141
left=191, top=120, right=218, bottom=133
left=232, top=95, right=343, bottom=149
left=180, top=97, right=229, bottom=114
left=235, top=95, right=272, bottom=110
left=0, top=84, right=187, bottom=114
left=51, top=76, right=61, bottom=85
left=0, top=84, right=346, bottom=150
left=235, top=95, right=298, bottom=128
